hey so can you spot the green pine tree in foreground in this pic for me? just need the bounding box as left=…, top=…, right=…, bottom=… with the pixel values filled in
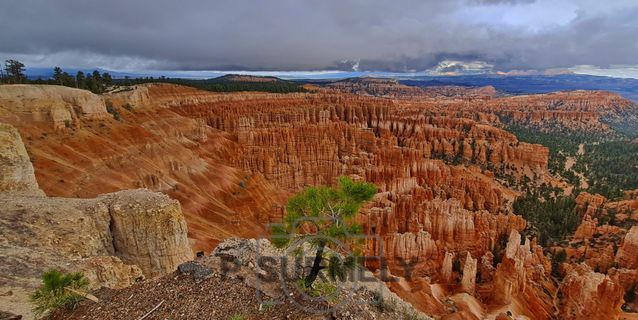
left=31, top=270, right=89, bottom=317
left=271, top=176, right=377, bottom=287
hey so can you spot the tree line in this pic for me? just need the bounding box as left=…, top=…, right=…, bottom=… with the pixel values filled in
left=118, top=76, right=308, bottom=93
left=2, top=59, right=308, bottom=94
left=1, top=59, right=113, bottom=94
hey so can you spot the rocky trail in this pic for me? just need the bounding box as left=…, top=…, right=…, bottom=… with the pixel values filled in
left=564, top=143, right=589, bottom=192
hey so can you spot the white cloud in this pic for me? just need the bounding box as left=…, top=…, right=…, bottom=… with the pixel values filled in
left=569, top=65, right=638, bottom=79
left=428, top=60, right=494, bottom=75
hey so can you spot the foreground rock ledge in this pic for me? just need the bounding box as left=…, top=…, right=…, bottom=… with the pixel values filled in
left=0, top=122, right=193, bottom=317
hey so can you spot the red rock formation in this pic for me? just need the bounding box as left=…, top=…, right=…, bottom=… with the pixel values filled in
left=325, top=77, right=498, bottom=99
left=485, top=90, right=635, bottom=135
left=616, top=226, right=638, bottom=269
left=561, top=191, right=635, bottom=275
left=576, top=192, right=607, bottom=216
left=326, top=77, right=427, bottom=97
left=558, top=264, right=624, bottom=320
left=607, top=267, right=638, bottom=299
left=0, top=84, right=285, bottom=251
left=491, top=230, right=555, bottom=319
left=5, top=83, right=632, bottom=319
left=573, top=215, right=599, bottom=239
left=393, top=89, right=637, bottom=136
left=478, top=252, right=495, bottom=283
left=461, top=253, right=477, bottom=294
left=442, top=251, right=455, bottom=283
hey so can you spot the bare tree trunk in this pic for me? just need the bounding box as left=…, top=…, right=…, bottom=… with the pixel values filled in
left=304, top=240, right=326, bottom=286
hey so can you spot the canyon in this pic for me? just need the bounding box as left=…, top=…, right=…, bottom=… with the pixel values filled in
left=1, top=81, right=637, bottom=319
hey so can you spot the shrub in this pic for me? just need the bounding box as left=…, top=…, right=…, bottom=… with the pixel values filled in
left=259, top=301, right=276, bottom=312
left=551, top=249, right=567, bottom=278
left=373, top=291, right=397, bottom=312
left=105, top=101, right=121, bottom=121
left=31, top=270, right=90, bottom=317
left=296, top=279, right=339, bottom=304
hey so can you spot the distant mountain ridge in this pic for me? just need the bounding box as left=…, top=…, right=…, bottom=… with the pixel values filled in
left=323, top=76, right=499, bottom=98
left=400, top=74, right=638, bottom=102
left=23, top=67, right=638, bottom=102
left=213, top=74, right=285, bottom=83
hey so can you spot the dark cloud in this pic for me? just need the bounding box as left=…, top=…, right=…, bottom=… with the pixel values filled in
left=0, top=0, right=636, bottom=72
left=470, top=0, right=536, bottom=5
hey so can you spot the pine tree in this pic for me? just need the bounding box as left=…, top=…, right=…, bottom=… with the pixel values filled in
left=86, top=74, right=98, bottom=93
left=91, top=70, right=103, bottom=93
left=76, top=71, right=86, bottom=89
left=4, top=60, right=26, bottom=84
left=53, top=67, right=64, bottom=85
left=62, top=72, right=74, bottom=87
left=102, top=72, right=113, bottom=87
left=271, top=176, right=376, bottom=287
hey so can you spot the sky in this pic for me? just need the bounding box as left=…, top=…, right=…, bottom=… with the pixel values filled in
left=1, top=0, right=638, bottom=78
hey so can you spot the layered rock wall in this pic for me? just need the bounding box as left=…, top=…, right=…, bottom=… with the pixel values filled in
left=0, top=122, right=192, bottom=317
left=0, top=84, right=109, bottom=129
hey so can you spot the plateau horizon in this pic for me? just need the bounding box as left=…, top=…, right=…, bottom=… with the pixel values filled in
left=18, top=66, right=638, bottom=81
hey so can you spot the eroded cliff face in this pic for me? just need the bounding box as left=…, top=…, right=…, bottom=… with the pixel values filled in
left=2, top=83, right=636, bottom=319
left=0, top=84, right=545, bottom=252
left=325, top=77, right=428, bottom=97
left=388, top=89, right=638, bottom=139
left=476, top=90, right=635, bottom=135
left=0, top=85, right=109, bottom=129
left=0, top=123, right=44, bottom=196
left=0, top=84, right=283, bottom=250
left=0, top=122, right=192, bottom=317
left=325, top=77, right=499, bottom=99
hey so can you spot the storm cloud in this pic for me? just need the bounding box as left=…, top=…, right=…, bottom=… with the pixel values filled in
left=0, top=0, right=637, bottom=73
